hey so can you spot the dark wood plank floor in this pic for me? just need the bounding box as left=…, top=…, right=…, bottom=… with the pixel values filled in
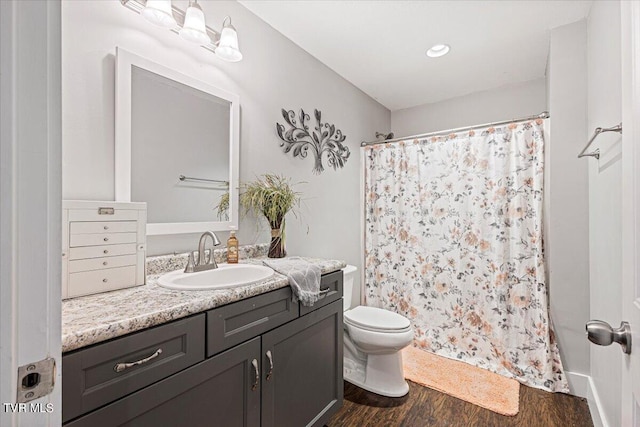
left=327, top=380, right=593, bottom=427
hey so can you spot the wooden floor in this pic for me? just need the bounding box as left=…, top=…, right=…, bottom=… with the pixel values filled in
left=327, top=381, right=593, bottom=427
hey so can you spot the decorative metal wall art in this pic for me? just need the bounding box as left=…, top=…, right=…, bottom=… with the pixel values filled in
left=276, top=108, right=349, bottom=174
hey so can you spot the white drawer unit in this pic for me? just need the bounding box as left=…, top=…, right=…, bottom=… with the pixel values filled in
left=62, top=201, right=147, bottom=299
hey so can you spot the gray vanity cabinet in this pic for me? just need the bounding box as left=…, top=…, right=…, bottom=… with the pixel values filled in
left=65, top=337, right=261, bottom=427
left=261, top=300, right=343, bottom=427
left=63, top=271, right=344, bottom=426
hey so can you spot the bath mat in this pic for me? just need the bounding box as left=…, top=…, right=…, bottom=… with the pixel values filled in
left=402, top=346, right=520, bottom=416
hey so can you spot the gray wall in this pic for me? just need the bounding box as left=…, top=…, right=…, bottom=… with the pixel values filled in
left=62, top=0, right=390, bottom=274
left=547, top=20, right=590, bottom=379
left=390, top=78, right=546, bottom=136
left=587, top=1, right=622, bottom=425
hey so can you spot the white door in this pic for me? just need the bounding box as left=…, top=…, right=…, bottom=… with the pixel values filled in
left=621, top=2, right=640, bottom=425
left=0, top=1, right=62, bottom=426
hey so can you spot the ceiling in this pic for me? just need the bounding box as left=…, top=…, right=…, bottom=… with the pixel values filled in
left=239, top=0, right=593, bottom=111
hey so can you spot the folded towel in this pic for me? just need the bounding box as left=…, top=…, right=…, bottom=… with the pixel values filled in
left=263, top=257, right=321, bottom=306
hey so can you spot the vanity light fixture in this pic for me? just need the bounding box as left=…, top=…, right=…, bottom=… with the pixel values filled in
left=121, top=0, right=242, bottom=62
left=215, top=17, right=243, bottom=62
left=141, top=0, right=177, bottom=29
left=180, top=0, right=211, bottom=45
left=426, top=44, right=450, bottom=58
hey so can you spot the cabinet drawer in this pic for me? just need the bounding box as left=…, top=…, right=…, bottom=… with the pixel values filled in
left=70, top=232, right=137, bottom=247
left=207, top=287, right=299, bottom=357
left=300, top=270, right=343, bottom=316
left=69, top=254, right=137, bottom=273
left=68, top=265, right=136, bottom=297
left=69, top=243, right=137, bottom=260
left=63, top=314, right=205, bottom=423
left=70, top=221, right=137, bottom=235
left=68, top=208, right=140, bottom=222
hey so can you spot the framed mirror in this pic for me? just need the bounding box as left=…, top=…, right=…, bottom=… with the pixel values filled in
left=115, top=48, right=239, bottom=235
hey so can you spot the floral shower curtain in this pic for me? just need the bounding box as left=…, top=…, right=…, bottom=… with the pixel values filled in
left=364, top=119, right=568, bottom=392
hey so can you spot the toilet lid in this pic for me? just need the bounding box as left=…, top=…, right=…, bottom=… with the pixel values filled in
left=344, top=306, right=411, bottom=332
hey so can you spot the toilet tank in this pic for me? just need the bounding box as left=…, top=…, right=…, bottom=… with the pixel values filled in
left=342, top=265, right=358, bottom=311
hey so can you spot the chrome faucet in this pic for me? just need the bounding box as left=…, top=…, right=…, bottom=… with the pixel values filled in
left=184, top=231, right=221, bottom=273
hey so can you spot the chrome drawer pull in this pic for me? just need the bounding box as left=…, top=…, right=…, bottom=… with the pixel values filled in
left=251, top=359, right=259, bottom=391
left=114, top=348, right=163, bottom=373
left=319, top=287, right=331, bottom=298
left=265, top=350, right=273, bottom=380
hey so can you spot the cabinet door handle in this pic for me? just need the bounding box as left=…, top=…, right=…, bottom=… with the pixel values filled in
left=113, top=348, right=163, bottom=373
left=265, top=350, right=273, bottom=381
left=251, top=359, right=259, bottom=391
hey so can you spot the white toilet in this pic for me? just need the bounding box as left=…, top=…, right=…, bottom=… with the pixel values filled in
left=342, top=265, right=413, bottom=397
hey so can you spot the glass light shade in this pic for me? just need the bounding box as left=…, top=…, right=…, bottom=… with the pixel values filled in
left=141, top=0, right=177, bottom=29
left=179, top=2, right=211, bottom=45
left=216, top=22, right=242, bottom=62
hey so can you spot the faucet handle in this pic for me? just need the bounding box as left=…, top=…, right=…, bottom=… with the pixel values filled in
left=184, top=251, right=196, bottom=273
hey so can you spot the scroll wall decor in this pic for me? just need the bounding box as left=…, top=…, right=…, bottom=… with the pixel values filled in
left=276, top=108, right=349, bottom=174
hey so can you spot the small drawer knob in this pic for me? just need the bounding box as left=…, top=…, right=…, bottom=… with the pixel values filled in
left=103, top=249, right=109, bottom=254
left=103, top=261, right=108, bottom=266
left=104, top=237, right=109, bottom=242
left=103, top=226, right=109, bottom=230
left=102, top=278, right=108, bottom=283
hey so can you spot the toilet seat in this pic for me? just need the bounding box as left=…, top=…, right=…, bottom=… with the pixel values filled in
left=344, top=306, right=411, bottom=333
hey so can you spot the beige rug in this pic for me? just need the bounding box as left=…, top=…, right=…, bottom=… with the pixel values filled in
left=402, top=346, right=520, bottom=416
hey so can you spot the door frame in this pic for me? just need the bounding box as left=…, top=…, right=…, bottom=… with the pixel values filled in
left=0, top=1, right=62, bottom=425
left=620, top=0, right=640, bottom=425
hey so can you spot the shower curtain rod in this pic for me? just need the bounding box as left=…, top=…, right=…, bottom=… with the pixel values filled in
left=360, top=111, right=550, bottom=147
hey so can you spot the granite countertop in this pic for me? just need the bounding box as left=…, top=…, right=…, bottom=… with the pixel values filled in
left=62, top=255, right=346, bottom=353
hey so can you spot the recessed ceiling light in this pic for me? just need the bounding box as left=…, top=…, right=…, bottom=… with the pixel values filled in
left=426, top=44, right=450, bottom=58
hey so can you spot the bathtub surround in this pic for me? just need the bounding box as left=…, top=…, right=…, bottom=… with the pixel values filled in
left=364, top=119, right=568, bottom=392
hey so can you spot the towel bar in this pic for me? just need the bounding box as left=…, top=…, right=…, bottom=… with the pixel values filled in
left=578, top=123, right=622, bottom=159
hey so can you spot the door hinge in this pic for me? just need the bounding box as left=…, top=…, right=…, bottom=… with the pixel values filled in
left=16, top=358, right=56, bottom=403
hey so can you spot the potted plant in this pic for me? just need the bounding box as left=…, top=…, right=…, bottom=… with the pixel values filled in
left=217, top=174, right=303, bottom=258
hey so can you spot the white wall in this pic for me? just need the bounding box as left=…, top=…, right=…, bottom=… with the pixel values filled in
left=547, top=19, right=591, bottom=378
left=62, top=0, right=390, bottom=274
left=587, top=2, right=623, bottom=426
left=390, top=78, right=546, bottom=136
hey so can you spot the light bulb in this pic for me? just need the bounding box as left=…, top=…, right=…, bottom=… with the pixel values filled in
left=179, top=1, right=211, bottom=45
left=141, top=0, right=177, bottom=29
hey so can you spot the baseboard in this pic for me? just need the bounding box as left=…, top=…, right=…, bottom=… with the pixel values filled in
left=586, top=376, right=607, bottom=427
left=564, top=372, right=606, bottom=427
left=565, top=371, right=589, bottom=397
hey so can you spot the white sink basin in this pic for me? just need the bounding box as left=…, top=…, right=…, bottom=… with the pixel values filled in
left=157, top=264, right=275, bottom=291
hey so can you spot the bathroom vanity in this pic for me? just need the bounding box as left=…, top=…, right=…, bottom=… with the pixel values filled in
left=61, top=257, right=345, bottom=427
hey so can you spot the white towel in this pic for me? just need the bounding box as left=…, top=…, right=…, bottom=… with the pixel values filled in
left=263, top=257, right=321, bottom=306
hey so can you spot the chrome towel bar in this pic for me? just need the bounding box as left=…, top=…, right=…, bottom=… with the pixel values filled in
left=578, top=123, right=622, bottom=159
left=178, top=175, right=229, bottom=186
